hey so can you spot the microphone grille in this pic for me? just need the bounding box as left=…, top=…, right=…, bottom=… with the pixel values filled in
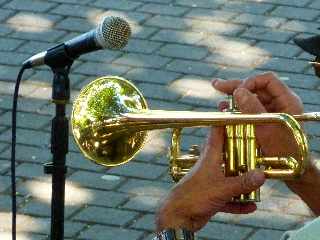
left=96, top=16, right=131, bottom=50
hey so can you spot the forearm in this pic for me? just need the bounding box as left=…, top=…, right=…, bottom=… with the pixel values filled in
left=286, top=154, right=320, bottom=216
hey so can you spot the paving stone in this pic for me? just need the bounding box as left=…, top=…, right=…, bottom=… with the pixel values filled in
left=198, top=221, right=253, bottom=240
left=0, top=128, right=50, bottom=147
left=131, top=214, right=155, bottom=231
left=0, top=8, right=14, bottom=22
left=169, top=75, right=224, bottom=107
left=205, top=50, right=269, bottom=68
left=232, top=13, right=286, bottom=28
left=92, top=0, right=142, bottom=11
left=248, top=229, right=286, bottom=240
left=67, top=151, right=105, bottom=172
left=131, top=24, right=158, bottom=39
left=158, top=43, right=208, bottom=60
left=223, top=1, right=274, bottom=14
left=79, top=50, right=123, bottom=63
left=124, top=68, right=181, bottom=85
left=199, top=35, right=256, bottom=52
left=147, top=99, right=192, bottom=111
left=20, top=200, right=80, bottom=218
left=78, top=224, right=144, bottom=240
left=0, top=175, right=11, bottom=192
left=10, top=27, right=67, bottom=42
left=309, top=136, right=320, bottom=153
left=166, top=59, right=218, bottom=76
left=74, top=206, right=139, bottom=226
left=64, top=221, right=87, bottom=238
left=295, top=88, right=320, bottom=105
left=191, top=19, right=245, bottom=36
left=139, top=3, right=188, bottom=16
left=0, top=194, right=24, bottom=211
left=73, top=61, right=131, bottom=76
left=0, top=232, right=46, bottom=240
left=17, top=41, right=54, bottom=55
left=68, top=170, right=125, bottom=190
left=271, top=6, right=320, bottom=21
left=0, top=24, right=12, bottom=36
left=152, top=29, right=205, bottom=45
left=175, top=0, right=222, bottom=9
left=0, top=65, right=33, bottom=82
left=50, top=4, right=103, bottom=18
left=257, top=0, right=310, bottom=7
left=7, top=12, right=63, bottom=28
left=234, top=211, right=304, bottom=230
left=145, top=15, right=189, bottom=30
left=0, top=141, right=9, bottom=152
left=26, top=69, right=85, bottom=88
left=215, top=67, right=263, bottom=81
left=3, top=0, right=57, bottom=12
left=137, top=82, right=180, bottom=101
left=1, top=111, right=51, bottom=129
left=0, top=51, right=30, bottom=65
left=123, top=195, right=160, bottom=212
left=49, top=0, right=91, bottom=4
left=0, top=95, right=49, bottom=112
left=259, top=57, right=308, bottom=73
left=1, top=144, right=50, bottom=163
left=107, top=161, right=167, bottom=180
left=56, top=17, right=94, bottom=32
left=280, top=20, right=320, bottom=34
left=96, top=10, right=152, bottom=25
left=124, top=39, right=163, bottom=54
left=244, top=27, right=296, bottom=43
left=15, top=163, right=47, bottom=180
left=309, top=1, right=320, bottom=9
left=0, top=212, right=50, bottom=235
left=118, top=179, right=171, bottom=197
left=0, top=81, right=39, bottom=98
left=114, top=53, right=171, bottom=68
left=186, top=9, right=238, bottom=22
left=254, top=41, right=301, bottom=58
left=84, top=188, right=129, bottom=208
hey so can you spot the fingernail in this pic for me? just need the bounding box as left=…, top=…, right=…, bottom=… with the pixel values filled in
left=212, top=80, right=218, bottom=86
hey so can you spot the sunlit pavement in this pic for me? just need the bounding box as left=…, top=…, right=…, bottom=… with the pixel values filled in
left=0, top=0, right=319, bottom=240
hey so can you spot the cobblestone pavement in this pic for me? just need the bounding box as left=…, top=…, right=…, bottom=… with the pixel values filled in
left=0, top=0, right=320, bottom=240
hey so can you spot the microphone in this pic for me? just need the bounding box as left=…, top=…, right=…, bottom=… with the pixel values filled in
left=23, top=16, right=131, bottom=69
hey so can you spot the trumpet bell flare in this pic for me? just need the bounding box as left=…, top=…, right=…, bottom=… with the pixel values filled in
left=71, top=76, right=148, bottom=167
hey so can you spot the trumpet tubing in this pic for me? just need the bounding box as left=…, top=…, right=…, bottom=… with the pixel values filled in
left=71, top=76, right=320, bottom=202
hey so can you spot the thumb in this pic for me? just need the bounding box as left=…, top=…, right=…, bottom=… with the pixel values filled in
left=224, top=170, right=265, bottom=199
left=233, top=88, right=266, bottom=113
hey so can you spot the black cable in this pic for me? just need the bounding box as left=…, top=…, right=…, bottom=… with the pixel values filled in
left=11, top=65, right=27, bottom=240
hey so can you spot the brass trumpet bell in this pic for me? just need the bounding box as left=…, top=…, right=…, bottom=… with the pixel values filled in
left=71, top=76, right=320, bottom=202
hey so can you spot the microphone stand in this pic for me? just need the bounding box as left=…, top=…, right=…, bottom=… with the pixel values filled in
left=43, top=44, right=73, bottom=240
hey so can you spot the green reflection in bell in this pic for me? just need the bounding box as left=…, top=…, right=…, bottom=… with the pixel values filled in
left=71, top=76, right=148, bottom=167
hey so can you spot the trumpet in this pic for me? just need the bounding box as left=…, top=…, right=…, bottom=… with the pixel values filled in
left=71, top=76, right=320, bottom=202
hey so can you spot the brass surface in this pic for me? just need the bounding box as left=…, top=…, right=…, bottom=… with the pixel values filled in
left=71, top=76, right=320, bottom=202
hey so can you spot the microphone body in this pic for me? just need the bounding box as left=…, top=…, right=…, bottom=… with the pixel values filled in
left=23, top=16, right=131, bottom=69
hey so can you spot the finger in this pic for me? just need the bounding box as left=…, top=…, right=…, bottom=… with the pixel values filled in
left=223, top=170, right=265, bottom=200
left=221, top=202, right=257, bottom=214
left=233, top=88, right=267, bottom=113
left=240, top=72, right=291, bottom=98
left=212, top=79, right=242, bottom=95
left=255, top=89, right=273, bottom=105
left=203, top=127, right=225, bottom=168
